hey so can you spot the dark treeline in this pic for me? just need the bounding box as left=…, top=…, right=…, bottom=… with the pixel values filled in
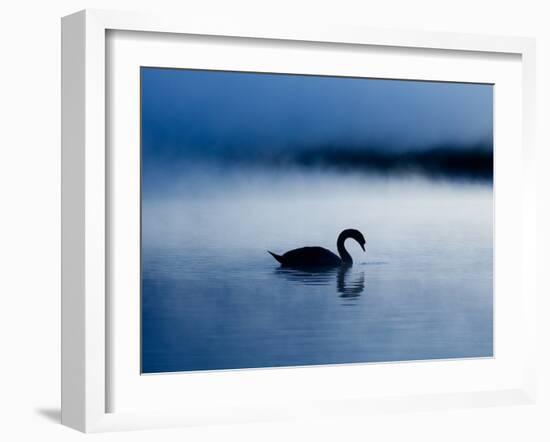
left=289, top=143, right=493, bottom=181
left=143, top=142, right=493, bottom=182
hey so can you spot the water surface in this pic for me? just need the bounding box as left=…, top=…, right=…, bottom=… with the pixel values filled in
left=141, top=170, right=493, bottom=373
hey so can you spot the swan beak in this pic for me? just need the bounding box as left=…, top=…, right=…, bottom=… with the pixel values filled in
left=360, top=243, right=366, bottom=252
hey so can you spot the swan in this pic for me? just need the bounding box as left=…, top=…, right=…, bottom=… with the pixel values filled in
left=268, top=229, right=366, bottom=268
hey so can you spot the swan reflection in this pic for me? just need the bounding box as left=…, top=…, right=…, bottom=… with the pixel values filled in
left=274, top=266, right=365, bottom=299
left=337, top=267, right=365, bottom=298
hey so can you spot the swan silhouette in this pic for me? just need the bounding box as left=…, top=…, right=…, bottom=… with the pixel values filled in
left=268, top=229, right=366, bottom=268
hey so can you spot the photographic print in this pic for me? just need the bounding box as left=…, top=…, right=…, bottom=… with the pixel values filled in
left=141, top=68, right=493, bottom=374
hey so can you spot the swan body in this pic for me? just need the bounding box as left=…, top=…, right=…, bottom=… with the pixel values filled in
left=268, top=229, right=366, bottom=268
left=269, top=247, right=342, bottom=267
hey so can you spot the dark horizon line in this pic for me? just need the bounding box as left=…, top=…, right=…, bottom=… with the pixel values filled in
left=290, top=142, right=493, bottom=180
left=143, top=141, right=493, bottom=181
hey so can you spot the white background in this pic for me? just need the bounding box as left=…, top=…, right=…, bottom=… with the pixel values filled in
left=0, top=1, right=548, bottom=441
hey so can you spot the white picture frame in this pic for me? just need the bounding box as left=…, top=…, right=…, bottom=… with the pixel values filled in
left=61, top=9, right=538, bottom=433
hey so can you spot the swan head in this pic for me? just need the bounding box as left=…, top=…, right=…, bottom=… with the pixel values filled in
left=340, top=228, right=366, bottom=252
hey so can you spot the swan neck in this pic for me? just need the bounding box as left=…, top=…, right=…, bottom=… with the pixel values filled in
left=337, top=234, right=353, bottom=265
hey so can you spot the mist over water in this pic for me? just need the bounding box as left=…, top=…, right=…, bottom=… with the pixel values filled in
left=141, top=167, right=493, bottom=373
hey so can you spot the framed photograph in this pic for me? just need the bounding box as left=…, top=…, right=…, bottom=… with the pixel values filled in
left=61, top=9, right=538, bottom=432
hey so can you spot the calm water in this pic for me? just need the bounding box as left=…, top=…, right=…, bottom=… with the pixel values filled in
left=141, top=169, right=493, bottom=373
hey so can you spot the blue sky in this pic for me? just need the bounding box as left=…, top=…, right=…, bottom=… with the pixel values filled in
left=141, top=67, right=493, bottom=166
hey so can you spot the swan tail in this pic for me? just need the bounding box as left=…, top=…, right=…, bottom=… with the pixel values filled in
left=268, top=251, right=284, bottom=264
